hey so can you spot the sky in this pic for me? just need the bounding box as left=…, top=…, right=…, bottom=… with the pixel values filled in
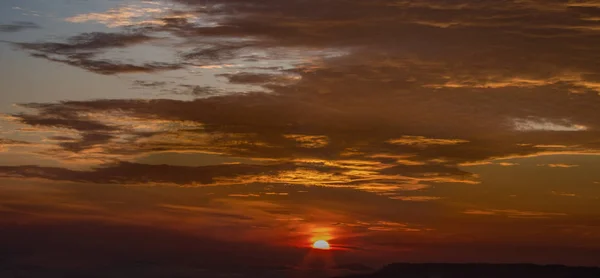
left=1, top=0, right=600, bottom=277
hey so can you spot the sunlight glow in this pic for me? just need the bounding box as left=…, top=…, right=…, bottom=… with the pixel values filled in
left=312, top=240, right=331, bottom=250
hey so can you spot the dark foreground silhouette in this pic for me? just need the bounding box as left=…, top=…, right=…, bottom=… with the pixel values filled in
left=337, top=263, right=600, bottom=278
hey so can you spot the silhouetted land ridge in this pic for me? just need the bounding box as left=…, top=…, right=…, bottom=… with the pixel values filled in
left=338, top=263, right=600, bottom=278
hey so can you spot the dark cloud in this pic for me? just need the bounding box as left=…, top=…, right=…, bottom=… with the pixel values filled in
left=0, top=21, right=39, bottom=33
left=8, top=1, right=599, bottom=205
left=58, top=133, right=114, bottom=153
left=12, top=82, right=599, bottom=160
left=47, top=136, right=77, bottom=141
left=171, top=85, right=223, bottom=97
left=0, top=162, right=300, bottom=185
left=158, top=0, right=600, bottom=93
left=220, top=72, right=299, bottom=85
left=379, top=164, right=471, bottom=178
left=3, top=0, right=600, bottom=198
left=18, top=32, right=156, bottom=54
left=15, top=32, right=182, bottom=75
left=0, top=139, right=31, bottom=145
left=12, top=1, right=600, bottom=86
left=26, top=52, right=182, bottom=75
left=14, top=105, right=116, bottom=132
left=132, top=80, right=168, bottom=88
left=180, top=42, right=256, bottom=62
left=189, top=85, right=220, bottom=96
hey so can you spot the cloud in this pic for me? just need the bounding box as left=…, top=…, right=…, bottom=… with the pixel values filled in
left=15, top=0, right=600, bottom=90
left=159, top=204, right=255, bottom=220
left=18, top=32, right=156, bottom=53
left=132, top=80, right=168, bottom=88
left=0, top=138, right=31, bottom=145
left=388, top=196, right=443, bottom=202
left=30, top=54, right=183, bottom=75
left=283, top=134, right=329, bottom=148
left=4, top=0, right=600, bottom=213
left=513, top=118, right=588, bottom=132
left=65, top=6, right=164, bottom=28
left=0, top=138, right=32, bottom=152
left=387, top=136, right=469, bottom=147
left=57, top=133, right=115, bottom=153
left=228, top=194, right=260, bottom=198
left=181, top=42, right=256, bottom=62
left=464, top=209, right=567, bottom=219
left=533, top=145, right=569, bottom=148
left=15, top=32, right=182, bottom=75
left=538, top=163, right=580, bottom=168
left=221, top=72, right=301, bottom=85
left=354, top=183, right=429, bottom=193
left=13, top=105, right=117, bottom=132
left=362, top=220, right=425, bottom=232
left=497, top=162, right=519, bottom=166
left=64, top=2, right=199, bottom=28
left=13, top=0, right=600, bottom=99
left=264, top=192, right=289, bottom=196
left=5, top=59, right=598, bottom=195
left=0, top=162, right=301, bottom=186
left=131, top=81, right=226, bottom=98
left=155, top=0, right=600, bottom=93
left=551, top=191, right=578, bottom=197
left=19, top=0, right=599, bottom=94
left=0, top=145, right=478, bottom=193
left=0, top=21, right=39, bottom=32
left=12, top=90, right=592, bottom=166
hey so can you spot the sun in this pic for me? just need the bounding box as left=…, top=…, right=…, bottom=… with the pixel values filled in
left=312, top=240, right=330, bottom=250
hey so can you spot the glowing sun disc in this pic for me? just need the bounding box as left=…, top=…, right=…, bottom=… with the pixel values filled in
left=312, top=240, right=330, bottom=250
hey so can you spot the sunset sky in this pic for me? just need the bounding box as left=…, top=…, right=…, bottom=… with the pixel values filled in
left=1, top=0, right=600, bottom=277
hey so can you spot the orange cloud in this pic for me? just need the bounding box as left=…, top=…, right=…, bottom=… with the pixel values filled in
left=464, top=209, right=567, bottom=219
left=387, top=136, right=468, bottom=147
left=538, top=164, right=580, bottom=168
left=389, top=196, right=443, bottom=202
